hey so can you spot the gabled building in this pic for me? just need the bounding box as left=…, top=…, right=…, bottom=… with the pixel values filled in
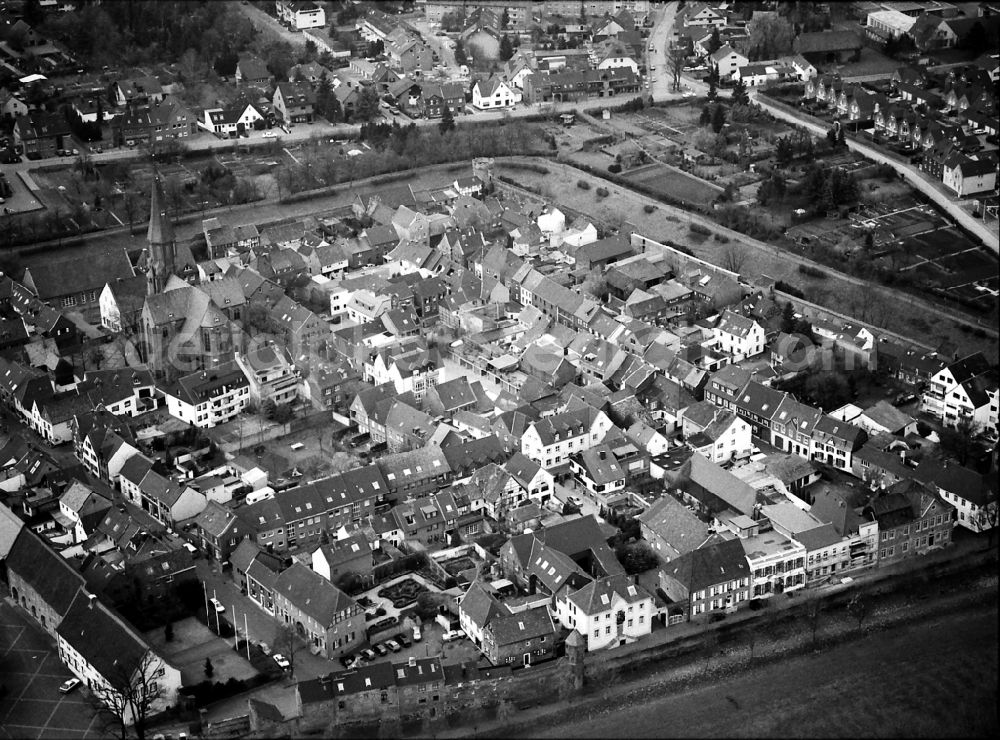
left=637, top=495, right=711, bottom=562
left=271, top=562, right=365, bottom=658
left=659, top=537, right=751, bottom=621
left=554, top=574, right=654, bottom=651
left=161, top=361, right=250, bottom=429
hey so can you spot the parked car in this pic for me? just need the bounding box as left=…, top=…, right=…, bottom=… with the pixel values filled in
left=262, top=130, right=276, bottom=138
left=373, top=643, right=389, bottom=656
left=360, top=648, right=378, bottom=661
left=895, top=393, right=917, bottom=406
left=442, top=629, right=465, bottom=642
left=386, top=639, right=402, bottom=652
left=273, top=654, right=290, bottom=670
left=59, top=678, right=81, bottom=694
left=208, top=598, right=225, bottom=613
left=412, top=625, right=422, bottom=642
left=396, top=632, right=412, bottom=648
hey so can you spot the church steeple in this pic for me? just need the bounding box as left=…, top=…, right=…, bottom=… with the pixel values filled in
left=146, top=176, right=176, bottom=296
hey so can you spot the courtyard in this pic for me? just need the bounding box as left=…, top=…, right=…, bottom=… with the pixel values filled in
left=144, top=616, right=259, bottom=688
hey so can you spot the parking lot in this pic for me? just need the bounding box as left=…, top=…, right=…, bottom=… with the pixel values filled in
left=0, top=600, right=113, bottom=739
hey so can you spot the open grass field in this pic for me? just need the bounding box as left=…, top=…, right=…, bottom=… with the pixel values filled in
left=534, top=604, right=999, bottom=739
left=624, top=163, right=722, bottom=206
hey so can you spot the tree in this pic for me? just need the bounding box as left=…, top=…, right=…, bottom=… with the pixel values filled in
left=731, top=76, right=749, bottom=105
left=699, top=105, right=712, bottom=126
left=454, top=39, right=468, bottom=66
left=204, top=657, right=214, bottom=678
left=315, top=74, right=341, bottom=123
left=756, top=172, right=787, bottom=206
left=711, top=103, right=726, bottom=133
left=707, top=27, right=722, bottom=54
left=742, top=13, right=794, bottom=60
left=581, top=272, right=608, bottom=299
left=807, top=599, right=823, bottom=650
left=961, top=21, right=989, bottom=55
left=720, top=243, right=747, bottom=274
left=501, top=8, right=510, bottom=28
left=938, top=415, right=978, bottom=466
left=707, top=71, right=717, bottom=100
left=846, top=593, right=868, bottom=633
left=499, top=34, right=515, bottom=61
left=354, top=85, right=381, bottom=122
left=274, top=622, right=300, bottom=678
left=88, top=651, right=165, bottom=740
left=438, top=102, right=455, bottom=134
left=667, top=43, right=686, bottom=92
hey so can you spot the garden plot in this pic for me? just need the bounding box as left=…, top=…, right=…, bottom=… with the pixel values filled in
left=623, top=162, right=723, bottom=207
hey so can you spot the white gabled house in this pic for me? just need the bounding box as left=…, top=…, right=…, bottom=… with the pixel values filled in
left=920, top=352, right=998, bottom=432
left=472, top=76, right=519, bottom=110
left=712, top=310, right=765, bottom=361
left=520, top=406, right=615, bottom=471
left=554, top=575, right=654, bottom=651
left=162, top=361, right=251, bottom=429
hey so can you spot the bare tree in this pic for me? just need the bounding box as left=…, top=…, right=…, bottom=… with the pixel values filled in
left=846, top=593, right=868, bottom=633
left=122, top=190, right=141, bottom=235
left=667, top=43, right=686, bottom=92
left=274, top=622, right=301, bottom=678
left=720, top=243, right=748, bottom=275
left=88, top=651, right=166, bottom=740
left=807, top=599, right=823, bottom=650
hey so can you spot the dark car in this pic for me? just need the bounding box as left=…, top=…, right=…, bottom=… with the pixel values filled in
left=373, top=643, right=389, bottom=656
left=395, top=632, right=412, bottom=648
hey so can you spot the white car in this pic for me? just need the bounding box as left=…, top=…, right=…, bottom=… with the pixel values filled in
left=209, top=598, right=225, bottom=614
left=262, top=130, right=277, bottom=138
left=442, top=629, right=466, bottom=642
left=59, top=678, right=81, bottom=694
left=273, top=653, right=291, bottom=670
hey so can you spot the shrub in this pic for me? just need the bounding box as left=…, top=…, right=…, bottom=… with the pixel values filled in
left=798, top=264, right=828, bottom=279
left=643, top=204, right=656, bottom=214
left=714, top=234, right=730, bottom=243
left=608, top=163, right=622, bottom=173
left=690, top=222, right=712, bottom=236
left=577, top=179, right=591, bottom=190
left=596, top=187, right=610, bottom=198
left=774, top=280, right=804, bottom=299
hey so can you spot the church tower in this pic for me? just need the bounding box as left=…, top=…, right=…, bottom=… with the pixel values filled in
left=146, top=177, right=177, bottom=296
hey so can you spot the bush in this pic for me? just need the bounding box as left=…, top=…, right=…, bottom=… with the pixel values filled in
left=608, top=163, right=622, bottom=173
left=577, top=179, right=591, bottom=190
left=690, top=222, right=712, bottom=236
left=596, top=187, right=610, bottom=198
left=714, top=234, right=730, bottom=243
left=774, top=280, right=804, bottom=299
left=798, top=264, right=828, bottom=279
left=643, top=204, right=656, bottom=214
